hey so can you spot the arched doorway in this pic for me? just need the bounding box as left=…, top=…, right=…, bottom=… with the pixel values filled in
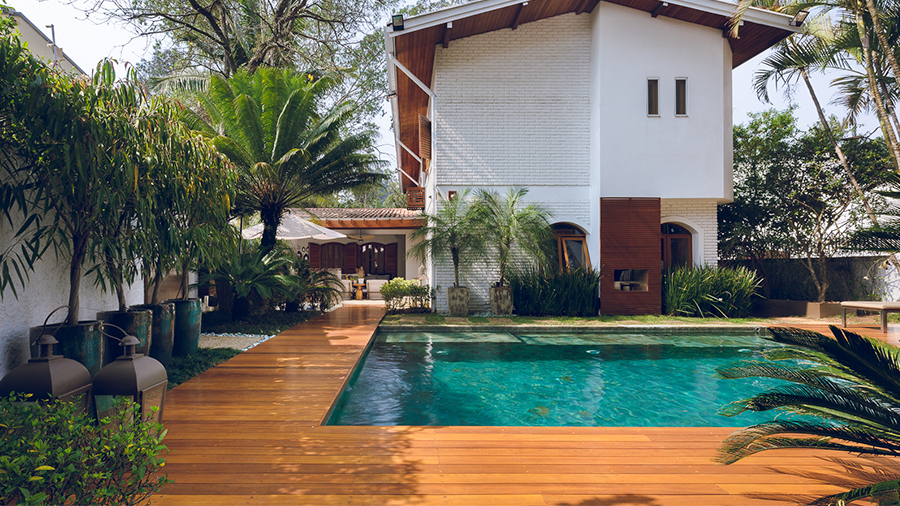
left=661, top=223, right=692, bottom=269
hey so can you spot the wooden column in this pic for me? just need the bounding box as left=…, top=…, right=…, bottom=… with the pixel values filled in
left=599, top=198, right=661, bottom=315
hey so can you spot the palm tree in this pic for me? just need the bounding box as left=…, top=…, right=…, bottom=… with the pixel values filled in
left=408, top=189, right=487, bottom=316
left=717, top=325, right=900, bottom=504
left=184, top=67, right=386, bottom=252
left=474, top=188, right=554, bottom=287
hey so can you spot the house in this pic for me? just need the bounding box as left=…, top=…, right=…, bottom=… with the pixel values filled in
left=384, top=0, right=798, bottom=314
left=294, top=208, right=425, bottom=287
left=3, top=8, right=86, bottom=74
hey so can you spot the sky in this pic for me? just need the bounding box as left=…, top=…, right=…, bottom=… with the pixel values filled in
left=11, top=0, right=880, bottom=167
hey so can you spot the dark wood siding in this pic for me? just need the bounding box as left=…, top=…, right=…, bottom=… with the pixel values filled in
left=343, top=243, right=358, bottom=274
left=599, top=198, right=661, bottom=315
left=385, top=243, right=399, bottom=278
left=308, top=243, right=321, bottom=269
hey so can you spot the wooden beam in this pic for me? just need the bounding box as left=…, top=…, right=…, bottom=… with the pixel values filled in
left=650, top=1, right=667, bottom=18
left=511, top=3, right=525, bottom=30
left=576, top=0, right=592, bottom=15
left=442, top=22, right=451, bottom=48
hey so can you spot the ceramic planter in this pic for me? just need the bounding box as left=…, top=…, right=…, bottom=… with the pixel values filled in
left=96, top=308, right=152, bottom=366
left=165, top=298, right=202, bottom=357
left=489, top=286, right=514, bottom=315
left=29, top=320, right=103, bottom=377
left=130, top=302, right=175, bottom=367
left=447, top=286, right=470, bottom=317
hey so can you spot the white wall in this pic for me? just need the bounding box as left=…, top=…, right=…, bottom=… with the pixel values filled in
left=593, top=3, right=732, bottom=200
left=661, top=199, right=719, bottom=266
left=433, top=13, right=591, bottom=187
left=0, top=220, right=143, bottom=378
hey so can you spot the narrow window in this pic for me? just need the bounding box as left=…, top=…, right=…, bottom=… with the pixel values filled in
left=647, top=79, right=659, bottom=116
left=675, top=78, right=687, bottom=115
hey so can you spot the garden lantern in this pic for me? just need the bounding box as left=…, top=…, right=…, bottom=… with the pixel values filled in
left=0, top=326, right=92, bottom=412
left=92, top=326, right=168, bottom=424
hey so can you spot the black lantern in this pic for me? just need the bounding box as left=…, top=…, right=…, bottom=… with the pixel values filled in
left=0, top=306, right=92, bottom=412
left=92, top=325, right=168, bottom=424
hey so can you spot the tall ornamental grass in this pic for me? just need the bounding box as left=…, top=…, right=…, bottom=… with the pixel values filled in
left=664, top=265, right=761, bottom=318
left=508, top=266, right=601, bottom=316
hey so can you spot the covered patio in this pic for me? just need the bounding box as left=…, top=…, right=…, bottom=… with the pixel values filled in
left=153, top=309, right=900, bottom=505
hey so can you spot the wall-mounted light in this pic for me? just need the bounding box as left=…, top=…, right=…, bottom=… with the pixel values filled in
left=790, top=10, right=809, bottom=26
left=392, top=14, right=405, bottom=31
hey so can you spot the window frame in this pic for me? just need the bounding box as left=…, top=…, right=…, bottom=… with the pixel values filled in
left=675, top=77, right=688, bottom=116
left=647, top=78, right=660, bottom=116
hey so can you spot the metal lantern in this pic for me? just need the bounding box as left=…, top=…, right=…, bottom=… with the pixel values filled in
left=92, top=327, right=168, bottom=424
left=0, top=310, right=92, bottom=412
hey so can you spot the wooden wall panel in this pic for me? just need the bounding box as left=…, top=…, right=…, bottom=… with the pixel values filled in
left=599, top=198, right=661, bottom=315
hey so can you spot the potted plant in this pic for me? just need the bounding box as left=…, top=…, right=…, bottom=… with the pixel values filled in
left=133, top=101, right=233, bottom=363
left=408, top=189, right=486, bottom=317
left=4, top=59, right=144, bottom=376
left=474, top=188, right=554, bottom=315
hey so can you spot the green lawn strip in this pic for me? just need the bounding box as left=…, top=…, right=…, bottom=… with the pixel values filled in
left=389, top=313, right=765, bottom=326
left=166, top=348, right=242, bottom=389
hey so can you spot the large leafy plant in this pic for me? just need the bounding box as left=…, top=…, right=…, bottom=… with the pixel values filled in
left=0, top=393, right=169, bottom=506
left=199, top=247, right=303, bottom=321
left=717, top=326, right=900, bottom=504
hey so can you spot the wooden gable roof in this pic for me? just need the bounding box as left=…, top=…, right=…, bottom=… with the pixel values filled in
left=386, top=0, right=798, bottom=192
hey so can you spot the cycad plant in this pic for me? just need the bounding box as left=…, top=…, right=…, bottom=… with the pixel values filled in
left=199, top=248, right=303, bottom=321
left=183, top=67, right=385, bottom=252
left=717, top=325, right=900, bottom=504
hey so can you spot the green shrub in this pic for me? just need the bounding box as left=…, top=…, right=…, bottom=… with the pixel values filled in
left=508, top=266, right=601, bottom=316
left=381, top=278, right=437, bottom=313
left=664, top=265, right=761, bottom=318
left=0, top=393, right=169, bottom=505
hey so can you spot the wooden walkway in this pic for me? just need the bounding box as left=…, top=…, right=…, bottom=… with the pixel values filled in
left=155, top=309, right=900, bottom=505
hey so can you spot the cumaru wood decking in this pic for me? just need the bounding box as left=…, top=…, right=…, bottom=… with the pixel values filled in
left=154, top=308, right=900, bottom=505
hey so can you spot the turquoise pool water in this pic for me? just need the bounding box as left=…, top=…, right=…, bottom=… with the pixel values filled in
left=327, top=329, right=796, bottom=427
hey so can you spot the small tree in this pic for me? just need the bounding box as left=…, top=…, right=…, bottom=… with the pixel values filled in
left=474, top=188, right=554, bottom=287
left=0, top=58, right=143, bottom=325
left=720, top=109, right=892, bottom=302
left=408, top=189, right=486, bottom=289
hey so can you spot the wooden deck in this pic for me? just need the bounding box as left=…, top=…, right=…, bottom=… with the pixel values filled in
left=155, top=309, right=900, bottom=505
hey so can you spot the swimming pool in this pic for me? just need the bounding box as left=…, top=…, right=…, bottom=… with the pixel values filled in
left=326, top=328, right=796, bottom=427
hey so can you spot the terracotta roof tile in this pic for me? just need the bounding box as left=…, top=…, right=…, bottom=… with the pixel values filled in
left=291, top=208, right=423, bottom=220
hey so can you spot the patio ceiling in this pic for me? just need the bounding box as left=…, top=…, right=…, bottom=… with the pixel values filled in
left=300, top=208, right=424, bottom=230
left=386, top=0, right=798, bottom=192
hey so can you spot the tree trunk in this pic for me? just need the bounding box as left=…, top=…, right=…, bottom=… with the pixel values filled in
left=180, top=258, right=190, bottom=300
left=66, top=234, right=88, bottom=325
left=858, top=20, right=900, bottom=171
left=451, top=245, right=460, bottom=288
left=800, top=68, right=900, bottom=279
left=864, top=0, right=900, bottom=110
left=151, top=259, right=164, bottom=305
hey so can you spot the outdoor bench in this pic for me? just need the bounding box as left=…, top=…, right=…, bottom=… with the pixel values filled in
left=840, top=301, right=900, bottom=333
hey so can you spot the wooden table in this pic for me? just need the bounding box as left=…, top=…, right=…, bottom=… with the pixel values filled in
left=352, top=282, right=365, bottom=300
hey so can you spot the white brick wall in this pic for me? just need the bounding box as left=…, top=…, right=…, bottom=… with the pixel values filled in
left=660, top=199, right=718, bottom=266
left=433, top=13, right=591, bottom=187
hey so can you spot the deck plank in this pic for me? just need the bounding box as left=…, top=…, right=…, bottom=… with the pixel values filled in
left=156, top=312, right=900, bottom=505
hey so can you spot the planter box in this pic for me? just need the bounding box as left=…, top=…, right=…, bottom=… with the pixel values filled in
left=751, top=299, right=842, bottom=319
